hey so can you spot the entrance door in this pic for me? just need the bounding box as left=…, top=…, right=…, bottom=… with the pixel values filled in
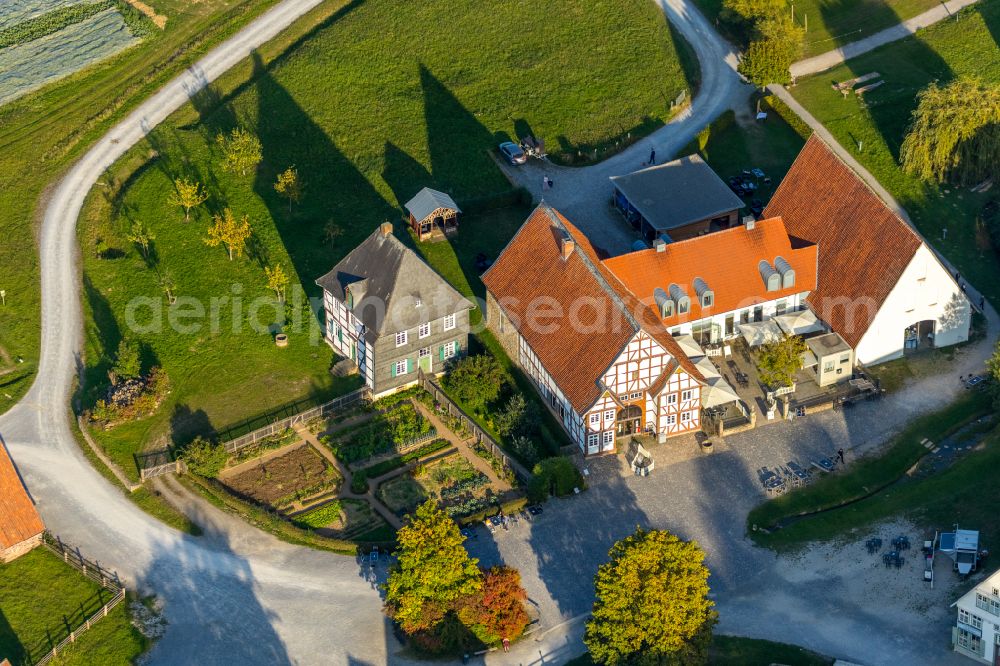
left=418, top=347, right=432, bottom=373
left=616, top=405, right=642, bottom=436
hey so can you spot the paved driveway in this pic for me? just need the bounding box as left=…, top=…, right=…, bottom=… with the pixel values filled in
left=470, top=324, right=993, bottom=666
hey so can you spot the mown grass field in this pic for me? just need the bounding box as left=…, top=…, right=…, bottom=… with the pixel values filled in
left=748, top=391, right=993, bottom=550
left=791, top=0, right=1000, bottom=305
left=693, top=0, right=940, bottom=57
left=0, top=0, right=298, bottom=416
left=0, top=548, right=146, bottom=666
left=80, top=0, right=693, bottom=470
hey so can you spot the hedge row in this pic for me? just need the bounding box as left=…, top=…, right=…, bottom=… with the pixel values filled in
left=0, top=2, right=112, bottom=50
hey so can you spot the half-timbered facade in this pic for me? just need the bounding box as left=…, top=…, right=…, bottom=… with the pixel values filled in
left=483, top=204, right=706, bottom=455
left=316, top=223, right=473, bottom=397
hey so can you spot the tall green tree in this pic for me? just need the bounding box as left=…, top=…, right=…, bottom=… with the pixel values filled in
left=384, top=501, right=482, bottom=634
left=738, top=15, right=803, bottom=87
left=585, top=529, right=716, bottom=666
left=216, top=127, right=263, bottom=177
left=721, top=0, right=784, bottom=23
left=442, top=354, right=505, bottom=413
left=755, top=334, right=807, bottom=388
left=901, top=78, right=1000, bottom=186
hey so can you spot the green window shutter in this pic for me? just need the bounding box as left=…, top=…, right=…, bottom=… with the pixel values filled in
left=455, top=340, right=462, bottom=354
left=439, top=346, right=445, bottom=360
left=390, top=362, right=396, bottom=378
left=406, top=358, right=412, bottom=373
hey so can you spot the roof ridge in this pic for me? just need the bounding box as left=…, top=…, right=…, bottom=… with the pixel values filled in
left=543, top=206, right=640, bottom=334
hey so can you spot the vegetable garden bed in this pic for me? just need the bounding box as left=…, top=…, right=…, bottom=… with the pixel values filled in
left=218, top=443, right=340, bottom=510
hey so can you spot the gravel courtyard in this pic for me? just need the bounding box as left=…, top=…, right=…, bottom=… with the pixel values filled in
left=468, top=324, right=994, bottom=666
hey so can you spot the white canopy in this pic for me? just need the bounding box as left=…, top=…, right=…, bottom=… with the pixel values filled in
left=672, top=333, right=706, bottom=360
left=738, top=320, right=784, bottom=347
left=693, top=357, right=740, bottom=407
left=774, top=309, right=825, bottom=336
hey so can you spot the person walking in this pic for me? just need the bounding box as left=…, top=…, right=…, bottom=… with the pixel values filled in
left=542, top=175, right=549, bottom=191
left=648, top=147, right=656, bottom=166
left=837, top=448, right=845, bottom=464
left=502, top=637, right=510, bottom=653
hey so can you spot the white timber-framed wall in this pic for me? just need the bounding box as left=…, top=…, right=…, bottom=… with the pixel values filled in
left=322, top=289, right=375, bottom=389
left=952, top=568, right=1000, bottom=664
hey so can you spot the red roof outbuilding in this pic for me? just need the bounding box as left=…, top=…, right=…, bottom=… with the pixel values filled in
left=0, top=442, right=44, bottom=551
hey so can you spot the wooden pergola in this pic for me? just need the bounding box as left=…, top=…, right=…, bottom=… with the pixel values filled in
left=404, top=187, right=461, bottom=242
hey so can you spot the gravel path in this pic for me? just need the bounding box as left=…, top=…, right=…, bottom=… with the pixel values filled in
left=790, top=0, right=982, bottom=78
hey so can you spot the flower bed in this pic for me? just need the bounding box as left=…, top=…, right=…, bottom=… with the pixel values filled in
left=326, top=400, right=433, bottom=463
left=290, top=500, right=343, bottom=529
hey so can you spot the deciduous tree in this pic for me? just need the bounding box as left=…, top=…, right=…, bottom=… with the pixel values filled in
left=457, top=566, right=530, bottom=646
left=180, top=436, right=228, bottom=478
left=265, top=264, right=290, bottom=302
left=159, top=270, right=177, bottom=305
left=901, top=78, right=1000, bottom=186
left=755, top=334, right=807, bottom=388
left=323, top=220, right=343, bottom=247
left=737, top=15, right=803, bottom=87
left=384, top=500, right=482, bottom=634
left=216, top=127, right=262, bottom=177
left=274, top=166, right=303, bottom=212
left=204, top=208, right=252, bottom=261
left=442, top=354, right=505, bottom=413
left=167, top=178, right=208, bottom=221
left=127, top=220, right=155, bottom=259
left=585, top=528, right=716, bottom=665
left=111, top=338, right=142, bottom=383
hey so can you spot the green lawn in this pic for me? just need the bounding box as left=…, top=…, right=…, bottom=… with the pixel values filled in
left=682, top=96, right=808, bottom=207
left=791, top=0, right=1000, bottom=306
left=692, top=0, right=941, bottom=57
left=748, top=391, right=993, bottom=550
left=0, top=548, right=146, bottom=666
left=0, top=0, right=309, bottom=417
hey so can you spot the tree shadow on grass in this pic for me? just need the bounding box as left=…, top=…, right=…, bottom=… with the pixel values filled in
left=169, top=403, right=215, bottom=448
left=80, top=274, right=121, bottom=408
left=381, top=141, right=432, bottom=212
left=250, top=52, right=394, bottom=296
left=0, top=607, right=27, bottom=666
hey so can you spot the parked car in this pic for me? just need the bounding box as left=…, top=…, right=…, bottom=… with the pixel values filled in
left=499, top=141, right=527, bottom=165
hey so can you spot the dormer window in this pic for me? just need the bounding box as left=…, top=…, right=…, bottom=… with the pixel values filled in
left=346, top=289, right=354, bottom=309
left=668, top=283, right=690, bottom=315
left=678, top=297, right=690, bottom=315
left=654, top=287, right=674, bottom=318
left=702, top=292, right=713, bottom=308
left=775, top=256, right=795, bottom=289
left=759, top=261, right=781, bottom=292
left=693, top=277, right=714, bottom=309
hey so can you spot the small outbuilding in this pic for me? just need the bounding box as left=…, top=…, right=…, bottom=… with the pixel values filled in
left=404, top=187, right=461, bottom=242
left=610, top=154, right=745, bottom=242
left=804, top=332, right=854, bottom=387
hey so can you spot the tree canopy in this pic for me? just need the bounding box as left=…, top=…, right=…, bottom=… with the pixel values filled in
left=274, top=166, right=303, bottom=211
left=167, top=178, right=208, bottom=221
left=585, top=528, right=717, bottom=665
left=737, top=15, right=803, bottom=87
left=442, top=354, right=506, bottom=413
left=456, top=566, right=530, bottom=645
left=900, top=78, right=1000, bottom=186
left=755, top=334, right=807, bottom=388
left=384, top=500, right=482, bottom=634
left=216, top=127, right=262, bottom=177
left=204, top=208, right=252, bottom=261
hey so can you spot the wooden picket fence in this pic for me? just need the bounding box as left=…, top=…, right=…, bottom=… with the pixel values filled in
left=34, top=533, right=126, bottom=666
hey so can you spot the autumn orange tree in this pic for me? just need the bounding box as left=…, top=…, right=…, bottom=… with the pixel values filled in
left=457, top=566, right=530, bottom=645
left=585, top=528, right=717, bottom=665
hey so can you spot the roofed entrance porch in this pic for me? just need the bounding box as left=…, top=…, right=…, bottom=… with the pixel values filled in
left=404, top=187, right=461, bottom=242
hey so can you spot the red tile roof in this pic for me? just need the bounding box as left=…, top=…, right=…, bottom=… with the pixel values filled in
left=482, top=204, right=702, bottom=413
left=763, top=135, right=923, bottom=348
left=0, top=442, right=44, bottom=550
left=603, top=217, right=817, bottom=324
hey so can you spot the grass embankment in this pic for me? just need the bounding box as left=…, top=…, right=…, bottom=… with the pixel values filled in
left=566, top=636, right=831, bottom=665
left=682, top=94, right=808, bottom=206
left=0, top=548, right=146, bottom=666
left=791, top=0, right=1000, bottom=304
left=0, top=0, right=299, bottom=416
left=692, top=0, right=940, bottom=57
left=82, top=0, right=684, bottom=468
left=748, top=391, right=993, bottom=549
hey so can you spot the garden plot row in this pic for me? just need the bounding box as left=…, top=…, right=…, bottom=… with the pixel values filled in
left=217, top=442, right=341, bottom=511
left=0, top=0, right=85, bottom=30
left=321, top=398, right=437, bottom=465
left=0, top=7, right=139, bottom=106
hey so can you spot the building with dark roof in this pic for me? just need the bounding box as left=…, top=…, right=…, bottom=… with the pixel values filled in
left=764, top=135, right=970, bottom=364
left=611, top=154, right=745, bottom=242
left=1, top=442, right=44, bottom=563
left=316, top=223, right=473, bottom=396
left=404, top=187, right=461, bottom=242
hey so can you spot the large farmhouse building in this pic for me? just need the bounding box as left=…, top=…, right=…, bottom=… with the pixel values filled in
left=765, top=135, right=971, bottom=365
left=316, top=223, right=473, bottom=397
left=951, top=566, right=1000, bottom=664
left=1, top=442, right=44, bottom=563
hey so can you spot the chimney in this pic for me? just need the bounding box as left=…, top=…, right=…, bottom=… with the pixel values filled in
left=653, top=238, right=667, bottom=252
left=561, top=237, right=575, bottom=261
left=379, top=221, right=393, bottom=237
left=742, top=215, right=756, bottom=230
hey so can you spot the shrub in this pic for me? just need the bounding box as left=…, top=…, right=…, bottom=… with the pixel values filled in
left=112, top=338, right=142, bottom=381
left=291, top=501, right=343, bottom=529
left=528, top=457, right=584, bottom=503
left=351, top=472, right=370, bottom=494
left=443, top=354, right=506, bottom=413
left=181, top=437, right=228, bottom=477
left=511, top=435, right=540, bottom=467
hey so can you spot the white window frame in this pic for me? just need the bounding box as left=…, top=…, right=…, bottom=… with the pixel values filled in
left=681, top=411, right=692, bottom=423
left=604, top=409, right=615, bottom=423
left=589, top=413, right=601, bottom=427
left=602, top=431, right=614, bottom=445
left=587, top=433, right=599, bottom=448
left=394, top=360, right=408, bottom=376
left=629, top=392, right=642, bottom=400
left=443, top=313, right=456, bottom=331
left=667, top=393, right=677, bottom=405
left=418, top=347, right=431, bottom=359
left=395, top=330, right=408, bottom=347
left=443, top=340, right=458, bottom=359
left=665, top=414, right=676, bottom=426
left=418, top=322, right=431, bottom=339
left=681, top=389, right=692, bottom=401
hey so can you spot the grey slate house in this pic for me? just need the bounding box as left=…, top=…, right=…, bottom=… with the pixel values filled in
left=315, top=223, right=473, bottom=397
left=611, top=154, right=744, bottom=242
